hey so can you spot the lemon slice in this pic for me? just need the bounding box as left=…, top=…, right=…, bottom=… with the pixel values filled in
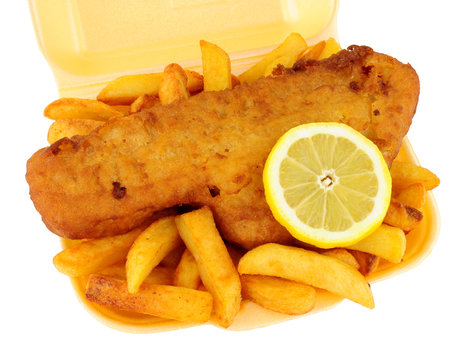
left=263, top=123, right=392, bottom=248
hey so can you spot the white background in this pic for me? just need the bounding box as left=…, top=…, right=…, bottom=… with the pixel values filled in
left=1, top=1, right=467, bottom=359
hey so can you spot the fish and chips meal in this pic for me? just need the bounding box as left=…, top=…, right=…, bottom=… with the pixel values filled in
left=26, top=33, right=439, bottom=330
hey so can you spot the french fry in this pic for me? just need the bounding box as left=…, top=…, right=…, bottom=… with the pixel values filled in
left=53, top=227, right=143, bottom=277
left=238, top=243, right=374, bottom=309
left=200, top=40, right=232, bottom=91
left=263, top=55, right=291, bottom=77
left=134, top=267, right=175, bottom=285
left=44, top=98, right=123, bottom=121
left=173, top=249, right=200, bottom=289
left=322, top=248, right=360, bottom=269
left=348, top=251, right=380, bottom=277
left=98, top=73, right=164, bottom=105
left=238, top=33, right=307, bottom=83
left=129, top=94, right=159, bottom=114
left=97, top=70, right=203, bottom=105
left=384, top=199, right=423, bottom=232
left=100, top=264, right=174, bottom=285
left=390, top=161, right=440, bottom=192
left=231, top=74, right=241, bottom=88
left=175, top=207, right=241, bottom=328
left=318, top=37, right=342, bottom=59
left=298, top=40, right=326, bottom=61
left=346, top=224, right=406, bottom=263
left=47, top=118, right=103, bottom=144
left=241, top=275, right=316, bottom=315
left=112, top=105, right=131, bottom=115
left=159, top=63, right=190, bottom=105
left=395, top=183, right=426, bottom=210
left=126, top=216, right=182, bottom=294
left=85, top=275, right=213, bottom=323
left=160, top=244, right=185, bottom=268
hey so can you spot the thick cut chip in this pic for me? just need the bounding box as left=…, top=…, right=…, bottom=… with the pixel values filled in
left=231, top=74, right=241, bottom=88
left=322, top=248, right=360, bottom=269
left=98, top=73, right=164, bottom=105
left=44, top=98, right=123, bottom=121
left=159, top=63, right=190, bottom=105
left=111, top=105, right=131, bottom=115
left=126, top=216, right=182, bottom=293
left=298, top=40, right=326, bottom=62
left=318, top=37, right=342, bottom=59
left=53, top=227, right=143, bottom=277
left=173, top=249, right=201, bottom=289
left=97, top=70, right=203, bottom=105
left=238, top=243, right=374, bottom=308
left=129, top=94, right=159, bottom=114
left=47, top=118, right=103, bottom=144
left=99, top=264, right=173, bottom=285
left=348, top=251, right=380, bottom=276
left=160, top=245, right=186, bottom=268
left=384, top=199, right=423, bottom=232
left=345, top=224, right=406, bottom=263
left=85, top=275, right=212, bottom=323
left=241, top=275, right=316, bottom=315
left=390, top=161, right=440, bottom=192
left=395, top=183, right=426, bottom=210
left=175, top=207, right=241, bottom=328
left=238, top=33, right=307, bottom=83
left=200, top=40, right=232, bottom=91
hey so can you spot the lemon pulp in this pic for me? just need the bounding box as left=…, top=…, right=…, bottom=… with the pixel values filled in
left=264, top=123, right=392, bottom=248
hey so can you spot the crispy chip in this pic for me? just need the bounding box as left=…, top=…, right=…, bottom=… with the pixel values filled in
left=173, top=249, right=200, bottom=289
left=126, top=216, right=182, bottom=293
left=298, top=40, right=326, bottom=61
left=85, top=275, right=213, bottom=323
left=47, top=118, right=103, bottom=144
left=53, top=227, right=143, bottom=277
left=348, top=251, right=380, bottom=277
left=318, top=37, right=342, bottom=59
left=160, top=245, right=186, bottom=268
left=97, top=70, right=203, bottom=105
left=44, top=98, right=123, bottom=121
left=391, top=161, right=440, bottom=192
left=99, top=264, right=174, bottom=285
left=322, top=248, right=360, bottom=269
left=175, top=207, right=241, bottom=327
left=238, top=243, right=374, bottom=309
left=384, top=199, right=423, bottom=232
left=231, top=74, right=241, bottom=88
left=200, top=40, right=232, bottom=91
left=346, top=224, right=406, bottom=263
left=241, top=275, right=316, bottom=315
left=395, top=183, right=426, bottom=210
left=129, top=94, right=159, bottom=114
left=238, top=33, right=307, bottom=83
left=159, top=63, right=190, bottom=105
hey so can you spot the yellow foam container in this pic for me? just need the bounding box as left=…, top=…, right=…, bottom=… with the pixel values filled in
left=29, top=0, right=338, bottom=98
left=30, top=0, right=439, bottom=333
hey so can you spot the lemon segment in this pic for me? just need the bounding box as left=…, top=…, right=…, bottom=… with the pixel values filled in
left=263, top=123, right=392, bottom=249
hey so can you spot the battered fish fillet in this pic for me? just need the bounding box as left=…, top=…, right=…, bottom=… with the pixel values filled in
left=26, top=46, right=419, bottom=249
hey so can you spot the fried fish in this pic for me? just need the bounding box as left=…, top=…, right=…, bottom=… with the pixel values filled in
left=26, top=46, right=419, bottom=249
